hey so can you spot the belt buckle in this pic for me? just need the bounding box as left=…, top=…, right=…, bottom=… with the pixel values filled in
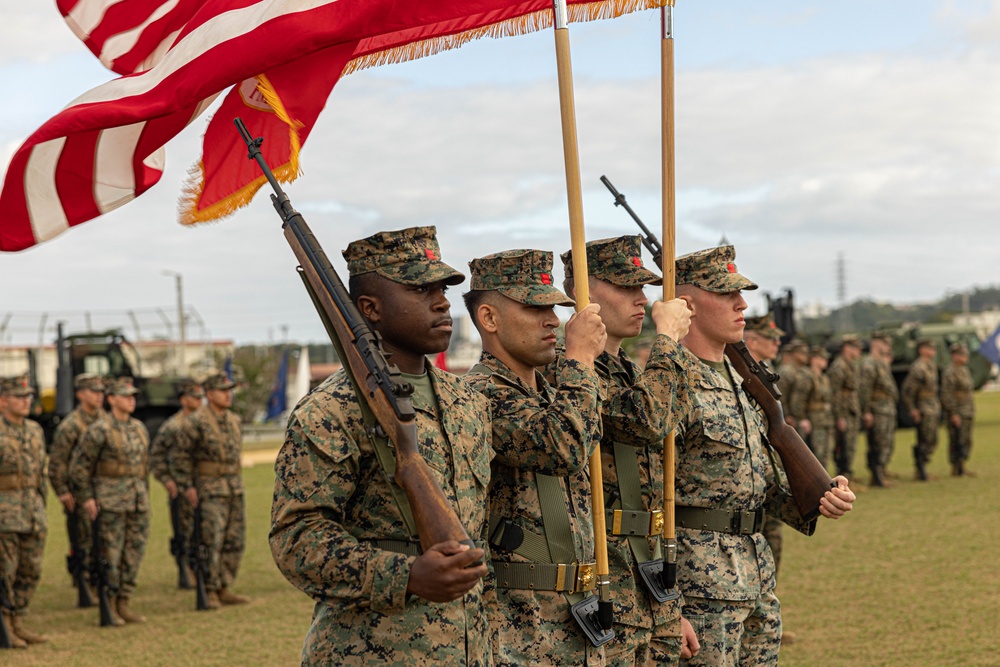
left=575, top=563, right=596, bottom=593
left=611, top=510, right=624, bottom=535
left=649, top=510, right=664, bottom=536
left=733, top=510, right=751, bottom=535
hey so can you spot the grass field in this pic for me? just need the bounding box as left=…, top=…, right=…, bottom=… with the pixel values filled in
left=5, top=393, right=1000, bottom=666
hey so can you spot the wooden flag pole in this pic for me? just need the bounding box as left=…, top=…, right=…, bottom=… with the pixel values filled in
left=551, top=0, right=613, bottom=634
left=661, top=1, right=679, bottom=590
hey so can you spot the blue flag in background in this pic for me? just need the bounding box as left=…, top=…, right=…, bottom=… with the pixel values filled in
left=979, top=321, right=1000, bottom=366
left=265, top=350, right=289, bottom=422
left=224, top=354, right=234, bottom=382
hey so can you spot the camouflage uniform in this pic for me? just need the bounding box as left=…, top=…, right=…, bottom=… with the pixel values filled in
left=940, top=345, right=974, bottom=472
left=270, top=226, right=493, bottom=666
left=673, top=246, right=816, bottom=667
left=173, top=384, right=245, bottom=596
left=827, top=341, right=862, bottom=478
left=858, top=345, right=898, bottom=482
left=69, top=382, right=150, bottom=600
left=901, top=346, right=941, bottom=476
left=789, top=352, right=833, bottom=470
left=49, top=374, right=109, bottom=576
left=149, top=379, right=203, bottom=583
left=560, top=237, right=694, bottom=667
left=0, top=383, right=48, bottom=619
left=464, top=250, right=604, bottom=666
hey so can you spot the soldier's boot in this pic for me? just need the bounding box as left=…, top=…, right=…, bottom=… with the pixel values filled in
left=105, top=598, right=126, bottom=627
left=204, top=590, right=222, bottom=610
left=10, top=614, right=48, bottom=644
left=116, top=597, right=146, bottom=624
left=218, top=588, right=250, bottom=605
left=1, top=612, right=28, bottom=649
left=914, top=447, right=928, bottom=481
left=870, top=467, right=886, bottom=488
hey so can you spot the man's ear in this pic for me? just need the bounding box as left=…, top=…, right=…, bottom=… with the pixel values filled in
left=477, top=302, right=500, bottom=334
left=357, top=294, right=381, bottom=324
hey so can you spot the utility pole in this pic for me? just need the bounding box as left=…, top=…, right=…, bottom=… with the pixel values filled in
left=163, top=271, right=186, bottom=375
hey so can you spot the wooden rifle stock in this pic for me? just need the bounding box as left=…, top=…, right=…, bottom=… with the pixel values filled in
left=724, top=342, right=834, bottom=521
left=235, top=118, right=474, bottom=556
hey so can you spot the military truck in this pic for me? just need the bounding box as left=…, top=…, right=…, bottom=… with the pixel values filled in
left=34, top=324, right=184, bottom=441
left=872, top=322, right=992, bottom=391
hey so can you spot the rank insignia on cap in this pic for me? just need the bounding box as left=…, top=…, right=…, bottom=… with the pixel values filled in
left=727, top=263, right=736, bottom=273
left=425, top=248, right=437, bottom=260
left=540, top=273, right=552, bottom=285
left=633, top=257, right=642, bottom=267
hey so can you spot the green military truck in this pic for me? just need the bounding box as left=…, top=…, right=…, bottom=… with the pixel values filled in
left=34, top=324, right=184, bottom=442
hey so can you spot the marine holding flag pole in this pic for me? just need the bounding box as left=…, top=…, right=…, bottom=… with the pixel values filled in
left=660, top=0, right=679, bottom=592
left=551, top=0, right=615, bottom=645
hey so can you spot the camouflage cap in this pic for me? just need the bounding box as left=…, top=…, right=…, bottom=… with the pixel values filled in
left=202, top=372, right=236, bottom=392
left=106, top=377, right=140, bottom=396
left=560, top=236, right=662, bottom=287
left=783, top=339, right=809, bottom=354
left=870, top=332, right=892, bottom=344
left=177, top=378, right=204, bottom=398
left=809, top=345, right=830, bottom=360
left=2, top=376, right=35, bottom=397
left=745, top=314, right=785, bottom=341
left=74, top=373, right=106, bottom=392
left=949, top=342, right=969, bottom=355
left=675, top=245, right=758, bottom=293
left=915, top=337, right=935, bottom=351
left=469, top=249, right=574, bottom=307
left=342, top=226, right=465, bottom=287
left=840, top=334, right=863, bottom=349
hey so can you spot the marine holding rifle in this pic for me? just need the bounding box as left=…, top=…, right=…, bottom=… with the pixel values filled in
left=68, top=377, right=151, bottom=626
left=0, top=378, right=49, bottom=648
left=671, top=246, right=856, bottom=666
left=463, top=250, right=607, bottom=665
left=270, top=227, right=492, bottom=666
left=558, top=236, right=699, bottom=667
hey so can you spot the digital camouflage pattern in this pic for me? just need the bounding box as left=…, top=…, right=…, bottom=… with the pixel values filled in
left=343, top=226, right=465, bottom=286
left=674, top=245, right=757, bottom=293
left=858, top=354, right=898, bottom=474
left=49, top=406, right=108, bottom=577
left=0, top=415, right=48, bottom=614
left=560, top=236, right=662, bottom=287
left=680, top=591, right=781, bottom=667
left=827, top=351, right=861, bottom=477
left=789, top=366, right=833, bottom=469
left=149, top=409, right=194, bottom=544
left=674, top=357, right=816, bottom=666
left=173, top=405, right=245, bottom=592
left=901, top=356, right=941, bottom=467
left=69, top=416, right=150, bottom=597
left=941, top=360, right=975, bottom=465
left=465, top=351, right=603, bottom=667
left=556, top=335, right=694, bottom=666
left=270, top=365, right=493, bottom=666
left=468, top=250, right=574, bottom=307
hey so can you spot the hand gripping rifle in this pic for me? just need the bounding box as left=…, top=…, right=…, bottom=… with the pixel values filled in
left=190, top=502, right=209, bottom=611
left=90, top=511, right=117, bottom=627
left=66, top=509, right=95, bottom=607
left=0, top=578, right=14, bottom=648
left=169, top=496, right=192, bottom=590
left=601, top=176, right=833, bottom=522
left=234, top=118, right=478, bottom=559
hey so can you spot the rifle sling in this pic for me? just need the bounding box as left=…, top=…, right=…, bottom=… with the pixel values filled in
left=612, top=442, right=661, bottom=563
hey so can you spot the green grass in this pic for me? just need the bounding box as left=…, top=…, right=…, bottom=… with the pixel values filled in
left=6, top=394, right=1000, bottom=665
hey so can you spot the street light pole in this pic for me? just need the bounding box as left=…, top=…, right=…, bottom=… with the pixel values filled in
left=162, top=270, right=185, bottom=375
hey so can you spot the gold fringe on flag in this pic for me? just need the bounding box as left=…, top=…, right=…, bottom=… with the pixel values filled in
left=178, top=73, right=303, bottom=226
left=179, top=0, right=665, bottom=225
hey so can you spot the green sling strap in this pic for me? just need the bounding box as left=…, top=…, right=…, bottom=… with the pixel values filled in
left=611, top=442, right=661, bottom=564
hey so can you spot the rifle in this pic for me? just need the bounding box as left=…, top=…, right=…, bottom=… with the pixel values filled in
left=66, top=509, right=95, bottom=607
left=603, top=177, right=834, bottom=521
left=169, top=496, right=192, bottom=590
left=190, top=503, right=210, bottom=611
left=234, top=118, right=478, bottom=559
left=0, top=578, right=14, bottom=649
left=89, top=511, right=117, bottom=627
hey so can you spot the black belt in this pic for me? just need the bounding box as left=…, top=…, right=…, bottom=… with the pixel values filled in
left=675, top=506, right=766, bottom=536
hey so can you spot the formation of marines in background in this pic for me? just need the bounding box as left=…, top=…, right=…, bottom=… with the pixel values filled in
left=0, top=370, right=250, bottom=649
left=0, top=225, right=980, bottom=663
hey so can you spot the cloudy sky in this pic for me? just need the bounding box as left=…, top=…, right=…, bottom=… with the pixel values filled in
left=1, top=1, right=998, bottom=346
